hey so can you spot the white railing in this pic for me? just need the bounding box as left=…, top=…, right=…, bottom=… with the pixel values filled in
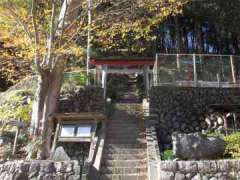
left=153, top=54, right=240, bottom=88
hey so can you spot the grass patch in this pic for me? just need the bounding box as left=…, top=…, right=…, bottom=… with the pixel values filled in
left=163, top=149, right=174, bottom=160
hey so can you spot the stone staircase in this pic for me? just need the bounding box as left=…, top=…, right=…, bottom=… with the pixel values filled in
left=100, top=103, right=148, bottom=180
left=120, top=75, right=142, bottom=103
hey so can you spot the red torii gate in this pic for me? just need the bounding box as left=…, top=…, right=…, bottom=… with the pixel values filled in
left=90, top=57, right=155, bottom=98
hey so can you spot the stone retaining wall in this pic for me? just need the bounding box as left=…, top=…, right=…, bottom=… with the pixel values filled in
left=0, top=160, right=85, bottom=180
left=149, top=86, right=240, bottom=150
left=59, top=86, right=104, bottom=113
left=159, top=160, right=240, bottom=180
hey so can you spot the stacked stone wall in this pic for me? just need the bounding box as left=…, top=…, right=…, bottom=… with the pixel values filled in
left=149, top=86, right=240, bottom=150
left=159, top=160, right=240, bottom=180
left=59, top=86, right=104, bottom=113
left=0, top=160, right=85, bottom=180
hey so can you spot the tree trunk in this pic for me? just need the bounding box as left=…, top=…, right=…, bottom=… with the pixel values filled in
left=39, top=61, right=65, bottom=159
left=29, top=0, right=81, bottom=159
left=31, top=74, right=49, bottom=136
left=30, top=58, right=65, bottom=159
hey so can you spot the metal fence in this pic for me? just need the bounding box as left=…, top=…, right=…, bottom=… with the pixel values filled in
left=153, top=54, right=240, bottom=87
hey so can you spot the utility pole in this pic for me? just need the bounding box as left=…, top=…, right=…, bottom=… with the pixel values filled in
left=87, top=0, right=92, bottom=85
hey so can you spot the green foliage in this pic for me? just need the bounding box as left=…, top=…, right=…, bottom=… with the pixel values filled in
left=0, top=90, right=33, bottom=122
left=136, top=75, right=146, bottom=99
left=17, top=131, right=29, bottom=146
left=1, top=143, right=12, bottom=160
left=224, top=132, right=240, bottom=159
left=61, top=72, right=88, bottom=92
left=163, top=149, right=174, bottom=160
left=0, top=130, right=29, bottom=159
left=92, top=0, right=189, bottom=55
left=24, top=137, right=43, bottom=159
left=107, top=75, right=129, bottom=101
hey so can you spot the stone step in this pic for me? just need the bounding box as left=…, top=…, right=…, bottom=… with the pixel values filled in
left=115, top=105, right=142, bottom=109
left=105, top=145, right=145, bottom=150
left=107, top=131, right=143, bottom=135
left=112, top=111, right=142, bottom=115
left=108, top=121, right=140, bottom=129
left=113, top=113, right=141, bottom=116
left=104, top=148, right=146, bottom=154
left=107, top=124, right=143, bottom=128
left=101, top=166, right=147, bottom=174
left=109, top=120, right=143, bottom=124
left=109, top=119, right=140, bottom=123
left=106, top=139, right=146, bottom=144
left=105, top=144, right=147, bottom=149
left=113, top=108, right=141, bottom=111
left=108, top=127, right=145, bottom=132
left=100, top=174, right=147, bottom=180
left=109, top=121, right=142, bottom=125
left=106, top=130, right=143, bottom=135
left=107, top=133, right=144, bottom=137
left=103, top=153, right=146, bottom=160
left=107, top=127, right=143, bottom=132
left=102, top=160, right=146, bottom=167
left=108, top=125, right=141, bottom=129
left=106, top=137, right=145, bottom=142
left=107, top=129, right=143, bottom=133
left=106, top=134, right=145, bottom=139
left=115, top=106, right=142, bottom=108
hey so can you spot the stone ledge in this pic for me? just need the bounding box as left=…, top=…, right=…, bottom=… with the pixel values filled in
left=159, top=160, right=240, bottom=180
left=0, top=160, right=84, bottom=180
left=146, top=122, right=161, bottom=180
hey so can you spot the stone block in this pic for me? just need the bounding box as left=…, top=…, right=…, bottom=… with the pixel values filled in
left=67, top=175, right=81, bottom=180
left=29, top=162, right=40, bottom=178
left=174, top=172, right=185, bottom=180
left=198, top=161, right=218, bottom=173
left=40, top=162, right=56, bottom=173
left=172, top=133, right=225, bottom=160
left=14, top=172, right=28, bottom=180
left=159, top=161, right=178, bottom=172
left=191, top=174, right=201, bottom=180
left=178, top=161, right=198, bottom=174
left=53, top=147, right=71, bottom=162
left=185, top=173, right=195, bottom=179
left=42, top=174, right=56, bottom=180
left=217, top=160, right=231, bottom=172
left=19, top=162, right=30, bottom=172
left=159, top=171, right=174, bottom=180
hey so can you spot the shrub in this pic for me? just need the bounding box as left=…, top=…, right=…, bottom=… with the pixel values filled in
left=0, top=143, right=12, bottom=160
left=0, top=90, right=33, bottom=123
left=107, top=74, right=129, bottom=101
left=24, top=137, right=43, bottom=159
left=224, top=132, right=240, bottom=159
left=61, top=72, right=88, bottom=93
left=163, top=149, right=174, bottom=160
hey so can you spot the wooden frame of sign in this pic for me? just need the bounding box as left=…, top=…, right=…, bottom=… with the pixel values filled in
left=49, top=112, right=107, bottom=158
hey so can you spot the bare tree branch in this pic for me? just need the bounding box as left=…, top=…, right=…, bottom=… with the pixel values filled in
left=31, top=0, right=42, bottom=73
left=45, top=0, right=57, bottom=68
